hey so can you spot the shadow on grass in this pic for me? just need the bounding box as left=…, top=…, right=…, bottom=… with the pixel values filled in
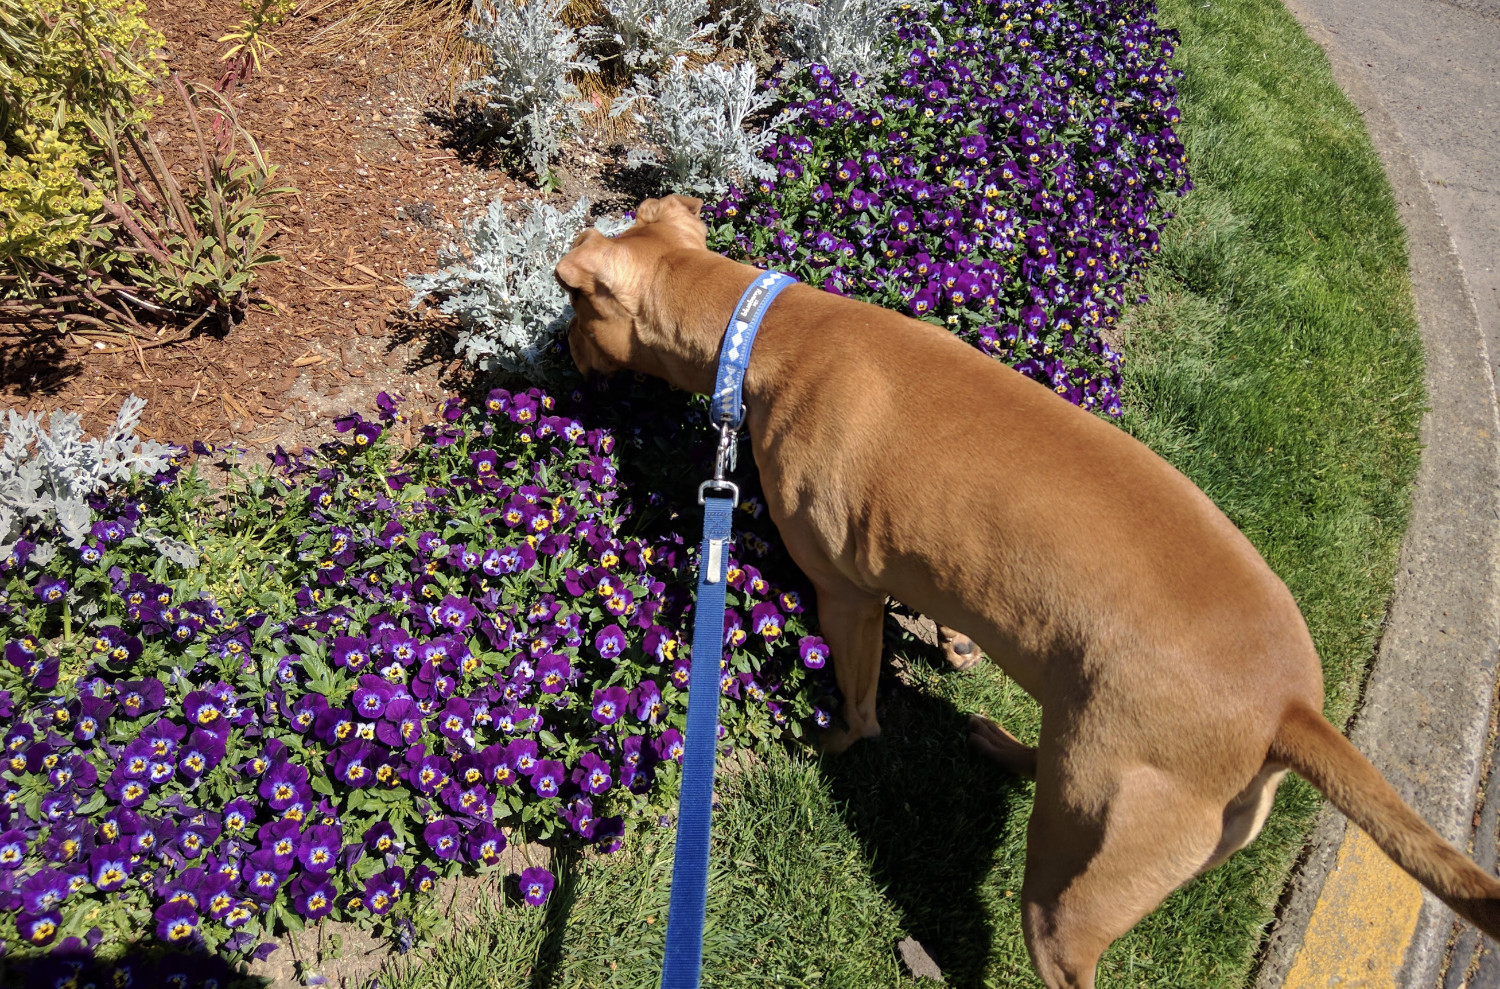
left=525, top=845, right=581, bottom=989
left=817, top=638, right=1031, bottom=989
left=0, top=941, right=267, bottom=989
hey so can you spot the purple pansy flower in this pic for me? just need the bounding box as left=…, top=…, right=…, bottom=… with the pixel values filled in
left=594, top=623, right=627, bottom=659
left=590, top=686, right=627, bottom=726
left=468, top=824, right=507, bottom=867
left=363, top=867, right=403, bottom=915
left=750, top=602, right=784, bottom=642
left=333, top=741, right=379, bottom=788
left=155, top=899, right=201, bottom=944
left=293, top=875, right=337, bottom=920
left=424, top=819, right=462, bottom=860
left=298, top=824, right=342, bottom=875
left=519, top=867, right=554, bottom=907
left=798, top=635, right=829, bottom=669
left=536, top=654, right=570, bottom=694
left=34, top=575, right=68, bottom=603
left=90, top=844, right=132, bottom=892
left=18, top=909, right=61, bottom=945
left=530, top=759, right=565, bottom=799
left=574, top=752, right=613, bottom=795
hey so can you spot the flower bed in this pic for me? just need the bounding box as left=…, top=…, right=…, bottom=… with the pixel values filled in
left=0, top=389, right=830, bottom=976
left=710, top=0, right=1190, bottom=416
left=0, top=0, right=1189, bottom=980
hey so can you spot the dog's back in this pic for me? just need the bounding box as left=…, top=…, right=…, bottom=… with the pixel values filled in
left=557, top=195, right=1500, bottom=988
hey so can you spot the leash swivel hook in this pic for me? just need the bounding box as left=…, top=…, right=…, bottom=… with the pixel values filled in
left=698, top=418, right=741, bottom=506
left=714, top=421, right=738, bottom=480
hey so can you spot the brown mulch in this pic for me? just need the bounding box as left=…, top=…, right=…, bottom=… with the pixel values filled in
left=0, top=0, right=579, bottom=451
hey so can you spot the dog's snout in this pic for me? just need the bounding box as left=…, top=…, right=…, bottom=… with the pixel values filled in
left=567, top=324, right=617, bottom=378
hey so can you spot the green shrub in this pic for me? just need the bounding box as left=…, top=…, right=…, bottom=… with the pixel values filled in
left=0, top=1, right=291, bottom=336
left=91, top=77, right=292, bottom=329
left=0, top=126, right=100, bottom=267
left=0, top=0, right=163, bottom=265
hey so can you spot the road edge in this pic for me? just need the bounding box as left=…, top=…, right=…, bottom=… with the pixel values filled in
left=1253, top=2, right=1500, bottom=987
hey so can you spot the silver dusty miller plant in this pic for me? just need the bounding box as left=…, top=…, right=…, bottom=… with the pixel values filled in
left=583, top=0, right=718, bottom=74
left=613, top=59, right=802, bottom=196
left=770, top=0, right=908, bottom=87
left=0, top=396, right=193, bottom=568
left=463, top=0, right=598, bottom=187
left=406, top=198, right=630, bottom=381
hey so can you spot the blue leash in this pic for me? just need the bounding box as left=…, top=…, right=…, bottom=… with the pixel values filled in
left=659, top=270, right=797, bottom=989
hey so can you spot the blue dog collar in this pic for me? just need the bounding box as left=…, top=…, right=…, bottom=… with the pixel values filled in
left=709, top=270, right=797, bottom=430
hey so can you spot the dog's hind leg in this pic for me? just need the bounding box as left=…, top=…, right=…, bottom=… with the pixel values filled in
left=1200, top=763, right=1287, bottom=873
left=814, top=581, right=887, bottom=755
left=967, top=715, right=1037, bottom=777
left=1021, top=755, right=1226, bottom=989
left=936, top=624, right=984, bottom=671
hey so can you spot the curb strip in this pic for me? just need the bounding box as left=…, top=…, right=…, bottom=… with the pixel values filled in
left=1254, top=2, right=1500, bottom=987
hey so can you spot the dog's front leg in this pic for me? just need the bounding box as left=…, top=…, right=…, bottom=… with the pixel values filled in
left=813, top=581, right=886, bottom=755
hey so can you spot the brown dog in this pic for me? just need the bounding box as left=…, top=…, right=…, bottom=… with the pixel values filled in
left=556, top=195, right=1500, bottom=987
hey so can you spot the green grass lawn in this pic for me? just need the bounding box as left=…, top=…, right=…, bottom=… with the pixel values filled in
left=378, top=0, right=1425, bottom=984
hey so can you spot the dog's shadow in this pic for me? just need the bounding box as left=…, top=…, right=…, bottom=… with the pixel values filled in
left=817, top=632, right=1034, bottom=989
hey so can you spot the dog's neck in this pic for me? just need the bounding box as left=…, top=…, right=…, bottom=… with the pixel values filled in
left=639, top=251, right=783, bottom=399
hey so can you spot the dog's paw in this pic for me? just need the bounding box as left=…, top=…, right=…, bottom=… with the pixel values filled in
left=817, top=724, right=880, bottom=756
left=937, top=625, right=985, bottom=672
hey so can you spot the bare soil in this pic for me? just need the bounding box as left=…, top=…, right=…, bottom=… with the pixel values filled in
left=0, top=0, right=628, bottom=450
left=0, top=10, right=665, bottom=983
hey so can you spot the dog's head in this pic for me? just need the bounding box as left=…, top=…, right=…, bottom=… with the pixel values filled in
left=555, top=194, right=708, bottom=377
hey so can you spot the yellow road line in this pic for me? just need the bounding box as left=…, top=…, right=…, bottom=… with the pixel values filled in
left=1283, top=827, right=1424, bottom=988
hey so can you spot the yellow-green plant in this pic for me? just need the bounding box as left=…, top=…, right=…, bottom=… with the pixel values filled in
left=0, top=0, right=163, bottom=265
left=219, top=0, right=296, bottom=77
left=0, top=0, right=163, bottom=143
left=0, top=126, right=101, bottom=265
left=0, top=3, right=292, bottom=337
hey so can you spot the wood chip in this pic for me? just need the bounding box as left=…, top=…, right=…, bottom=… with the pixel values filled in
left=222, top=392, right=254, bottom=421
left=293, top=354, right=327, bottom=367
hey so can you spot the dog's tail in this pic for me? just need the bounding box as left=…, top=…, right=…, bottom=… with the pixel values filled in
left=1270, top=702, right=1500, bottom=937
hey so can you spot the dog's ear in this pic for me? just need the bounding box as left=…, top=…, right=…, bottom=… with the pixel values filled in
left=634, top=198, right=666, bottom=225
left=663, top=194, right=704, bottom=217
left=555, top=228, right=614, bottom=297
left=631, top=194, right=708, bottom=249
left=634, top=194, right=705, bottom=225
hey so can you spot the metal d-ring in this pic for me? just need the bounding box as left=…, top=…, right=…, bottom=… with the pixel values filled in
left=697, top=479, right=739, bottom=505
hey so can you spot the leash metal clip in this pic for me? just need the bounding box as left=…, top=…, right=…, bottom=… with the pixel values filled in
left=713, top=419, right=738, bottom=479
left=698, top=421, right=740, bottom=506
